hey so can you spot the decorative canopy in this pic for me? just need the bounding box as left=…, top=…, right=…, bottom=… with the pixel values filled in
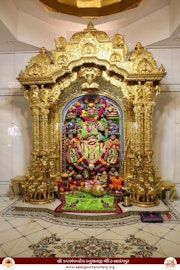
left=18, top=21, right=165, bottom=87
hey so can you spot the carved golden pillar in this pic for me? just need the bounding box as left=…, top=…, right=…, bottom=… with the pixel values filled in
left=55, top=109, right=61, bottom=174
left=27, top=85, right=41, bottom=156
left=143, top=82, right=157, bottom=178
left=31, top=107, right=40, bottom=155
left=144, top=102, right=154, bottom=153
left=49, top=109, right=56, bottom=153
left=39, top=107, right=49, bottom=155
left=143, top=102, right=157, bottom=186
left=124, top=109, right=135, bottom=181
left=48, top=108, right=60, bottom=175
left=133, top=103, right=144, bottom=154
left=128, top=82, right=161, bottom=207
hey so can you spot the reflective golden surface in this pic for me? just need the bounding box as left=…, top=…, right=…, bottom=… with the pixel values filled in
left=161, top=181, right=176, bottom=202
left=17, top=22, right=167, bottom=206
left=40, top=0, right=142, bottom=17
left=58, top=0, right=122, bottom=8
left=9, top=176, right=28, bottom=200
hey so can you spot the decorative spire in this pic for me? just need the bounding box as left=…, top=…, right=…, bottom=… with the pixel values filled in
left=87, top=21, right=94, bottom=29
left=85, top=21, right=96, bottom=31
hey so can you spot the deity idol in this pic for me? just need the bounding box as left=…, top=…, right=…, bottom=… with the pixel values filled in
left=65, top=96, right=120, bottom=180
left=66, top=124, right=108, bottom=179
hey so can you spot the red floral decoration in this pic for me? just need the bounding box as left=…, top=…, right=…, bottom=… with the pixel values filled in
left=76, top=98, right=106, bottom=122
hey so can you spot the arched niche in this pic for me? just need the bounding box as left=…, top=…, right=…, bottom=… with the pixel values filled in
left=61, top=94, right=125, bottom=178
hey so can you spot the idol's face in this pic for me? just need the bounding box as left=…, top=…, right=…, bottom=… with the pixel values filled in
left=87, top=102, right=96, bottom=115
left=86, top=135, right=97, bottom=145
left=110, top=135, right=116, bottom=141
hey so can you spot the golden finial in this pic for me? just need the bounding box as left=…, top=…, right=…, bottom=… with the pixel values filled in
left=86, top=21, right=95, bottom=30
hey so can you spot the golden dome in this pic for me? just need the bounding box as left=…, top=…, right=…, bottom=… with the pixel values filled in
left=40, top=0, right=142, bottom=18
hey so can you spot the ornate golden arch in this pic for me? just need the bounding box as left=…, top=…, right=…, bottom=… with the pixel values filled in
left=18, top=22, right=166, bottom=206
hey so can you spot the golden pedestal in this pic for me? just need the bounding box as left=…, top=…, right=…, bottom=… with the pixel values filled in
left=161, top=180, right=176, bottom=202
left=9, top=176, right=28, bottom=199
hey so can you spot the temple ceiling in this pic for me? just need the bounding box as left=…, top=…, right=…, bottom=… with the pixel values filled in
left=40, top=0, right=142, bottom=17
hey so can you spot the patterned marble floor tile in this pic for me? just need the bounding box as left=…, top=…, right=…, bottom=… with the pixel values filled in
left=0, top=198, right=8, bottom=203
left=162, top=228, right=180, bottom=244
left=7, top=217, right=33, bottom=227
left=13, top=248, right=34, bottom=258
left=150, top=250, right=168, bottom=257
left=134, top=230, right=160, bottom=245
left=155, top=238, right=180, bottom=257
left=142, top=223, right=174, bottom=237
left=0, top=195, right=179, bottom=258
left=175, top=206, right=180, bottom=213
left=92, top=229, right=124, bottom=241
left=0, top=216, right=6, bottom=222
left=1, top=236, right=32, bottom=257
left=158, top=223, right=177, bottom=229
left=25, top=229, right=52, bottom=243
left=0, top=199, right=18, bottom=214
left=110, top=225, right=140, bottom=237
left=35, top=218, right=62, bottom=228
left=0, top=228, right=22, bottom=244
left=171, top=200, right=180, bottom=206
left=0, top=247, right=7, bottom=257
left=77, top=227, right=108, bottom=238
left=15, top=221, right=44, bottom=236
left=59, top=229, right=92, bottom=240
left=173, top=223, right=180, bottom=232
left=127, top=222, right=148, bottom=230
left=0, top=203, right=11, bottom=211
left=0, top=220, right=13, bottom=232
left=46, top=224, right=76, bottom=236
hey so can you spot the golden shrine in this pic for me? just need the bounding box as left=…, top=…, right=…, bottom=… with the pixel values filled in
left=17, top=21, right=168, bottom=207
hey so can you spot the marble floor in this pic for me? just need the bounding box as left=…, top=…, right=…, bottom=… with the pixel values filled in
left=0, top=195, right=180, bottom=259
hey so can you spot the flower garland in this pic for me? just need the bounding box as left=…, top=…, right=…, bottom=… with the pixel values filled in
left=76, top=98, right=106, bottom=122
